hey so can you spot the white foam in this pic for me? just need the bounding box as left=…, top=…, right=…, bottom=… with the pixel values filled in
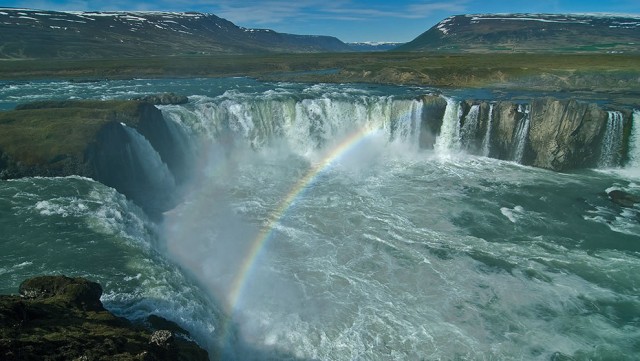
left=500, top=205, right=525, bottom=223
left=0, top=261, right=33, bottom=275
left=124, top=273, right=142, bottom=281
left=13, top=261, right=32, bottom=268
left=35, top=200, right=69, bottom=216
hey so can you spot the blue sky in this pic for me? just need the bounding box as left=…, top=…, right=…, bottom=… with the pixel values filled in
left=2, top=0, right=640, bottom=42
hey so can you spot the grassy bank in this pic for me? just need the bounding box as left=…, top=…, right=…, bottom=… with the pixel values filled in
left=1, top=53, right=639, bottom=95
left=0, top=100, right=144, bottom=166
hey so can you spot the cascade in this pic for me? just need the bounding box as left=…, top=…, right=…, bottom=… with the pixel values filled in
left=161, top=109, right=197, bottom=157
left=388, top=99, right=423, bottom=146
left=481, top=104, right=494, bottom=157
left=625, top=110, right=640, bottom=168
left=434, top=98, right=462, bottom=155
left=411, top=99, right=423, bottom=146
left=460, top=104, right=480, bottom=151
left=599, top=111, right=625, bottom=168
left=122, top=125, right=176, bottom=192
left=167, top=95, right=425, bottom=155
left=512, top=104, right=531, bottom=163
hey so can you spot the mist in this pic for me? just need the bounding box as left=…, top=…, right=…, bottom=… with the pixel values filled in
left=154, top=86, right=640, bottom=360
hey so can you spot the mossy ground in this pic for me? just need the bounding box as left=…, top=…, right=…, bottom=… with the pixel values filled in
left=0, top=276, right=210, bottom=361
left=0, top=100, right=143, bottom=167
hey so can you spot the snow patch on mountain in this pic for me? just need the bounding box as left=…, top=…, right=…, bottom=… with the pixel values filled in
left=437, top=16, right=455, bottom=35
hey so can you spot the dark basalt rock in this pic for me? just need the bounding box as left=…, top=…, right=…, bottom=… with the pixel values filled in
left=607, top=190, right=640, bottom=208
left=419, top=95, right=448, bottom=149
left=0, top=275, right=209, bottom=361
left=19, top=275, right=104, bottom=311
left=147, top=315, right=191, bottom=338
left=134, top=93, right=189, bottom=105
left=150, top=330, right=174, bottom=348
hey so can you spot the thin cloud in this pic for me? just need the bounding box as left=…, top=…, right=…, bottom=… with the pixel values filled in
left=322, top=1, right=469, bottom=19
left=213, top=1, right=320, bottom=24
left=10, top=0, right=158, bottom=11
left=5, top=0, right=470, bottom=23
left=407, top=1, right=469, bottom=16
left=210, top=0, right=470, bottom=25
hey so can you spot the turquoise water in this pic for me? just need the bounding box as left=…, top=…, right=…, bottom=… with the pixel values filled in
left=1, top=78, right=639, bottom=360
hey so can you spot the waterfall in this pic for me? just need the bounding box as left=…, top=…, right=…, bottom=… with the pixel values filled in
left=411, top=100, right=423, bottom=146
left=481, top=104, right=494, bottom=157
left=121, top=125, right=176, bottom=192
left=155, top=92, right=638, bottom=174
left=391, top=99, right=423, bottom=146
left=512, top=104, right=531, bottom=163
left=599, top=111, right=625, bottom=168
left=434, top=98, right=462, bottom=155
left=460, top=104, right=480, bottom=152
left=625, top=110, right=640, bottom=168
left=169, top=95, right=425, bottom=156
left=161, top=106, right=199, bottom=156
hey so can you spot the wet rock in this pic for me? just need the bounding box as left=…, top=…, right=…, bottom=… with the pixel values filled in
left=150, top=330, right=173, bottom=347
left=19, top=275, right=104, bottom=311
left=419, top=95, right=448, bottom=149
left=134, top=93, right=189, bottom=105
left=607, top=189, right=640, bottom=208
left=0, top=275, right=209, bottom=361
left=147, top=314, right=190, bottom=337
left=527, top=98, right=611, bottom=171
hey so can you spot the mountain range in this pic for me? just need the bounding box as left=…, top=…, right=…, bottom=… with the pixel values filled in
left=397, top=13, right=640, bottom=53
left=346, top=42, right=403, bottom=52
left=1, top=9, right=640, bottom=59
left=0, top=8, right=351, bottom=58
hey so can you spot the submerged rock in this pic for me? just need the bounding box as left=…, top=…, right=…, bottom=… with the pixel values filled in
left=0, top=275, right=209, bottom=361
left=607, top=190, right=640, bottom=208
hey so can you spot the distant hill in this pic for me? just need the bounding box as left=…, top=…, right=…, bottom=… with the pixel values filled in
left=0, top=8, right=351, bottom=58
left=346, top=42, right=404, bottom=52
left=397, top=13, right=640, bottom=53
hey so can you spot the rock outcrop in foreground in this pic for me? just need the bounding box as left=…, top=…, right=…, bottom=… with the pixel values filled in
left=0, top=275, right=209, bottom=361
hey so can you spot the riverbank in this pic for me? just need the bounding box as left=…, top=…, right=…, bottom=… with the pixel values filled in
left=1, top=53, right=639, bottom=104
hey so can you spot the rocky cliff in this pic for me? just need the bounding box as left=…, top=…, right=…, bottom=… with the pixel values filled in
left=420, top=97, right=634, bottom=171
left=0, top=97, right=193, bottom=216
left=0, top=275, right=209, bottom=361
left=0, top=96, right=635, bottom=220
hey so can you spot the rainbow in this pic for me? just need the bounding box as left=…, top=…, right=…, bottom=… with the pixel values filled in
left=226, top=124, right=380, bottom=312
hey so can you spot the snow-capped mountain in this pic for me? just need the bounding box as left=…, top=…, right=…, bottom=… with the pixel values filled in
left=397, top=13, right=640, bottom=53
left=0, top=8, right=351, bottom=58
left=346, top=42, right=404, bottom=52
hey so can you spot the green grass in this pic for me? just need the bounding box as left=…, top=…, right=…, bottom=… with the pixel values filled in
left=1, top=53, right=639, bottom=107
left=1, top=53, right=639, bottom=82
left=0, top=100, right=142, bottom=165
